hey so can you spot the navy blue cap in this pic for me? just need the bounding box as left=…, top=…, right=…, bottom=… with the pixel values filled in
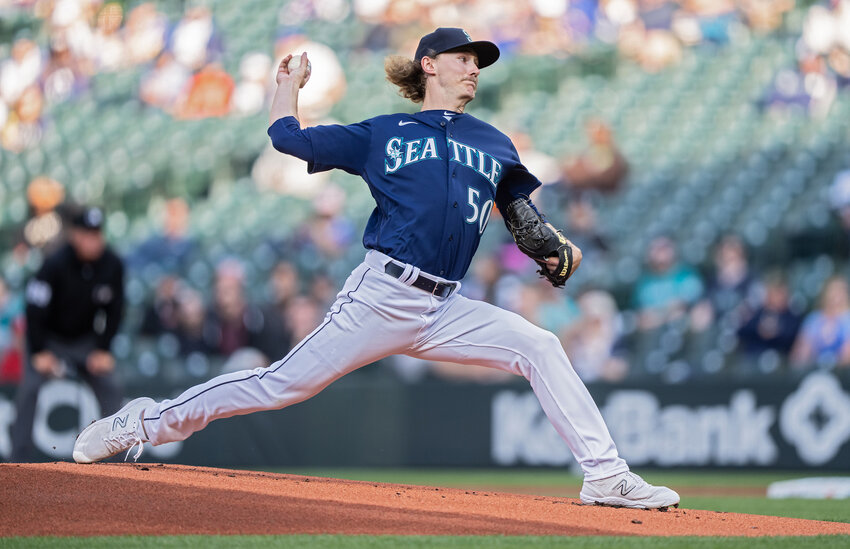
left=415, top=28, right=500, bottom=69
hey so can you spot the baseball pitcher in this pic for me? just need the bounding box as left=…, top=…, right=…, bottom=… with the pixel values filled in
left=73, top=28, right=678, bottom=509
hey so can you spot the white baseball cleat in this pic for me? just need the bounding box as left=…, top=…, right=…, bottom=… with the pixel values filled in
left=580, top=471, right=680, bottom=509
left=73, top=397, right=155, bottom=464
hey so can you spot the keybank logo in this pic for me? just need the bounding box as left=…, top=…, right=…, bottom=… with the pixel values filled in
left=780, top=372, right=850, bottom=465
left=491, top=373, right=850, bottom=467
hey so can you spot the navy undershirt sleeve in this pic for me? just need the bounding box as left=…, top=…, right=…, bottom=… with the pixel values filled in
left=495, top=145, right=542, bottom=215
left=496, top=142, right=545, bottom=231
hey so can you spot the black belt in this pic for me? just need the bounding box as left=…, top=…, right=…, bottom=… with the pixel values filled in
left=384, top=262, right=457, bottom=298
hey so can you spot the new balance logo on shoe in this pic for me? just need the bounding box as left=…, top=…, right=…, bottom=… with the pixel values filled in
left=615, top=479, right=635, bottom=497
left=112, top=414, right=128, bottom=430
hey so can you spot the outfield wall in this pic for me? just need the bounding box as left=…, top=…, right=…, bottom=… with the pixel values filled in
left=2, top=371, right=849, bottom=470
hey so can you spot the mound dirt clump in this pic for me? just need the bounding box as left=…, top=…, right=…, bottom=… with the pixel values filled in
left=1, top=462, right=848, bottom=537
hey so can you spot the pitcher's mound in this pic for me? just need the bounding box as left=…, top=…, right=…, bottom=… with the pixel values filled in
left=1, top=462, right=848, bottom=537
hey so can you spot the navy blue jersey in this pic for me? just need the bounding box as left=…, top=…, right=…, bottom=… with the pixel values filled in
left=268, top=109, right=541, bottom=280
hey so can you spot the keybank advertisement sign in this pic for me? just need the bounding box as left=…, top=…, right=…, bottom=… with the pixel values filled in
left=2, top=373, right=849, bottom=468
left=493, top=372, right=850, bottom=469
left=0, top=380, right=181, bottom=461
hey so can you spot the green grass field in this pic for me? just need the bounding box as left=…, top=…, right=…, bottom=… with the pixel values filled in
left=5, top=468, right=849, bottom=548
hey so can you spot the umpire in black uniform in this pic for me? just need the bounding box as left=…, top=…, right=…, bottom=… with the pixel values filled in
left=11, top=206, right=125, bottom=461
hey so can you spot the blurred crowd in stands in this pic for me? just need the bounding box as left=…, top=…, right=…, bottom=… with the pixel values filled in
left=762, top=0, right=850, bottom=116
left=0, top=1, right=226, bottom=152
left=2, top=0, right=850, bottom=388
left=3, top=0, right=850, bottom=152
left=4, top=150, right=850, bottom=387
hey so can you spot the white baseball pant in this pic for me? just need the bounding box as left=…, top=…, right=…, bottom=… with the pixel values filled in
left=142, top=250, right=628, bottom=480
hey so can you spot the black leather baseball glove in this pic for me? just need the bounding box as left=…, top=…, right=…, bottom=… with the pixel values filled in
left=504, top=197, right=577, bottom=288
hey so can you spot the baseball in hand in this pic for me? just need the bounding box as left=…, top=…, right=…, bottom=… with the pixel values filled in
left=288, top=54, right=311, bottom=87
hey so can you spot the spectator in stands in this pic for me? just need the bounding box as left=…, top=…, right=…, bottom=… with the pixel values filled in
left=140, top=52, right=191, bottom=113
left=1, top=84, right=44, bottom=152
left=672, top=0, right=739, bottom=47
left=563, top=289, right=629, bottom=383
left=91, top=2, right=126, bottom=73
left=168, top=5, right=222, bottom=72
left=308, top=272, right=338, bottom=312
left=638, top=0, right=679, bottom=30
left=616, top=7, right=683, bottom=73
left=352, top=0, right=394, bottom=52
left=462, top=253, right=504, bottom=305
left=128, top=197, right=197, bottom=274
left=175, top=62, right=235, bottom=119
left=522, top=281, right=581, bottom=343
left=633, top=235, right=704, bottom=331
left=830, top=47, right=850, bottom=89
left=11, top=206, right=125, bottom=461
left=790, top=276, right=850, bottom=369
left=690, top=235, right=759, bottom=332
left=0, top=276, right=24, bottom=385
left=801, top=3, right=841, bottom=58
left=174, top=287, right=215, bottom=357
left=761, top=53, right=837, bottom=118
left=564, top=198, right=610, bottom=266
left=14, top=176, right=66, bottom=264
left=284, top=295, right=323, bottom=345
left=139, top=275, right=182, bottom=337
left=796, top=1, right=850, bottom=92
left=508, top=131, right=560, bottom=185
left=255, top=261, right=299, bottom=361
left=0, top=38, right=43, bottom=108
left=205, top=259, right=263, bottom=357
left=519, top=2, right=577, bottom=56
left=231, top=52, right=273, bottom=116
left=560, top=119, right=628, bottom=196
left=737, top=271, right=802, bottom=358
left=495, top=243, right=541, bottom=311
left=124, top=2, right=168, bottom=65
left=42, top=40, right=90, bottom=104
left=515, top=282, right=546, bottom=327
left=740, top=0, right=794, bottom=32
left=293, top=185, right=355, bottom=264
left=45, top=0, right=98, bottom=76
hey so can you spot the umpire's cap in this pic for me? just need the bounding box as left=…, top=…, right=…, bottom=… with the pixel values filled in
left=70, top=206, right=104, bottom=231
left=415, top=28, right=500, bottom=69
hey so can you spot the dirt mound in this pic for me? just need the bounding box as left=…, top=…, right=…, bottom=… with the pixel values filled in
left=2, top=462, right=848, bottom=537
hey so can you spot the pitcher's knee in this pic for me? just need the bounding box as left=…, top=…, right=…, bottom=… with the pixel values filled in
left=530, top=329, right=563, bottom=353
left=508, top=328, right=563, bottom=373
left=524, top=329, right=574, bottom=369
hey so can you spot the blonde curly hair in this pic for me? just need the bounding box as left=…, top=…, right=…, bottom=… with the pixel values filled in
left=384, top=53, right=432, bottom=103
